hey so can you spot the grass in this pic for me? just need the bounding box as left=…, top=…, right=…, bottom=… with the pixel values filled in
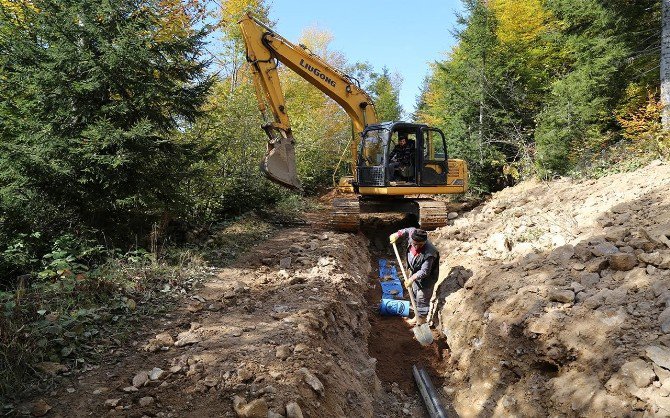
left=0, top=212, right=280, bottom=409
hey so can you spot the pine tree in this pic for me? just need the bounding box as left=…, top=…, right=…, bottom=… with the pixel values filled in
left=0, top=0, right=213, bottom=276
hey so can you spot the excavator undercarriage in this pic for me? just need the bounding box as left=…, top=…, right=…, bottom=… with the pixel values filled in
left=332, top=197, right=449, bottom=232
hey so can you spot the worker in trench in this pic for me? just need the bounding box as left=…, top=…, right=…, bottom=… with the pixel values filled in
left=389, top=228, right=439, bottom=326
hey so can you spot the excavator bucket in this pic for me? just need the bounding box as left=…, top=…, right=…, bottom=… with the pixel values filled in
left=260, top=126, right=302, bottom=191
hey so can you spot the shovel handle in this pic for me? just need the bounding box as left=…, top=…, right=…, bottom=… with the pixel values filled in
left=392, top=242, right=420, bottom=316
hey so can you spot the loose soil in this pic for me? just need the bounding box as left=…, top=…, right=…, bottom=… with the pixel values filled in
left=17, top=160, right=670, bottom=418
left=15, top=212, right=448, bottom=417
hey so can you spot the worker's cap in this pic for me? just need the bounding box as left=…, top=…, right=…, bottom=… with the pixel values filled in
left=411, top=229, right=428, bottom=242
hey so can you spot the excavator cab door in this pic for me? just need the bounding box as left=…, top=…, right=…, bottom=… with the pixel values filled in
left=357, top=128, right=387, bottom=187
left=419, top=127, right=448, bottom=185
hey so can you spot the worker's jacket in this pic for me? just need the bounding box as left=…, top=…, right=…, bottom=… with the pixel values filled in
left=389, top=141, right=415, bottom=166
left=398, top=227, right=440, bottom=289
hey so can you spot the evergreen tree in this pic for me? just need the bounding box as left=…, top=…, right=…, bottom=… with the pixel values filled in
left=0, top=0, right=213, bottom=277
left=368, top=67, right=403, bottom=121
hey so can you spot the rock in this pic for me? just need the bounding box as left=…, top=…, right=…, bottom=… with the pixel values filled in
left=488, top=233, right=512, bottom=253
left=175, top=330, right=200, bottom=347
left=609, top=253, right=637, bottom=271
left=319, top=233, right=328, bottom=240
left=233, top=396, right=268, bottom=418
left=527, top=311, right=565, bottom=334
left=132, top=371, right=149, bottom=388
left=655, top=364, right=670, bottom=382
left=238, top=368, right=253, bottom=382
left=447, top=212, right=459, bottom=220
left=227, top=327, right=243, bottom=337
left=548, top=288, right=575, bottom=303
left=123, top=386, right=138, bottom=392
left=605, top=228, right=630, bottom=243
left=572, top=262, right=586, bottom=271
left=154, top=332, right=173, bottom=345
left=149, top=367, right=164, bottom=381
left=279, top=257, right=292, bottom=269
left=202, top=376, right=220, bottom=387
left=293, top=343, right=309, bottom=353
left=620, top=359, right=656, bottom=388
left=276, top=345, right=291, bottom=360
left=144, top=332, right=176, bottom=353
left=580, top=272, right=601, bottom=287
left=105, top=398, right=121, bottom=408
left=659, top=307, right=670, bottom=333
left=585, top=258, right=608, bottom=273
left=31, top=399, right=51, bottom=417
left=139, top=396, right=154, bottom=407
left=571, top=281, right=585, bottom=294
left=300, top=368, right=324, bottom=396
left=35, top=362, right=68, bottom=376
left=592, top=242, right=619, bottom=257
left=550, top=244, right=575, bottom=261
left=646, top=346, right=670, bottom=370
left=285, top=402, right=304, bottom=418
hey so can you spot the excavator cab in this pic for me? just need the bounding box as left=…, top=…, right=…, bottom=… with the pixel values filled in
left=357, top=122, right=450, bottom=189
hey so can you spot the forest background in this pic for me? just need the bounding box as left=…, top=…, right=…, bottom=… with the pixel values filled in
left=1, top=0, right=669, bottom=400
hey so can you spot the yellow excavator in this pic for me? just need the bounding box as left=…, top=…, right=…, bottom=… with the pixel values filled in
left=239, top=14, right=468, bottom=231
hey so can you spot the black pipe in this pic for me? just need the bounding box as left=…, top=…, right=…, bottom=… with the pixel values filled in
left=413, top=365, right=449, bottom=418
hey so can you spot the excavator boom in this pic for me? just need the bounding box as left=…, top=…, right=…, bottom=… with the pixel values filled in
left=239, top=14, right=378, bottom=190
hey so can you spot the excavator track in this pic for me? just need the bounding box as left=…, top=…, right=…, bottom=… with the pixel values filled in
left=416, top=199, right=448, bottom=230
left=332, top=198, right=361, bottom=232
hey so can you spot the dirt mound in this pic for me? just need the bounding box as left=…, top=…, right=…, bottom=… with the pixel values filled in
left=17, top=229, right=417, bottom=417
left=431, top=160, right=670, bottom=416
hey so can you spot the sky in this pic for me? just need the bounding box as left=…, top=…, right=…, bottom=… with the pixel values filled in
left=267, top=0, right=465, bottom=118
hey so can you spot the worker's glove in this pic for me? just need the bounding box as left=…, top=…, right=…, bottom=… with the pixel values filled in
left=389, top=232, right=399, bottom=244
left=404, top=278, right=413, bottom=289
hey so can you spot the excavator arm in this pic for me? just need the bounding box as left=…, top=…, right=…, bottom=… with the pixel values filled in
left=239, top=14, right=378, bottom=190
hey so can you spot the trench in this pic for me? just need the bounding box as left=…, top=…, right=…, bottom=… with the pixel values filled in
left=360, top=215, right=451, bottom=413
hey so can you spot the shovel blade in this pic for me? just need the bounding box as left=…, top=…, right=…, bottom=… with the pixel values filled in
left=413, top=324, right=434, bottom=346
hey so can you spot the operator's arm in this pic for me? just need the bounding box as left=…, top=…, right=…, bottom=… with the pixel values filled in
left=389, top=227, right=415, bottom=243
left=388, top=146, right=399, bottom=162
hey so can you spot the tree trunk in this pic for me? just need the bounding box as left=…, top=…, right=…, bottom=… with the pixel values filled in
left=662, top=0, right=670, bottom=129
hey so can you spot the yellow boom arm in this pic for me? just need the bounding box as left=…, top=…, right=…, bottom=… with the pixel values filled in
left=239, top=14, right=378, bottom=190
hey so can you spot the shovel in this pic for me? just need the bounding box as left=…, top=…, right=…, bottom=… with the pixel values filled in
left=392, top=242, right=434, bottom=346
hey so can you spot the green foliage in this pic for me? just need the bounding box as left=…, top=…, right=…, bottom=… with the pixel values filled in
left=0, top=0, right=213, bottom=281
left=368, top=67, right=404, bottom=121
left=417, top=0, right=662, bottom=191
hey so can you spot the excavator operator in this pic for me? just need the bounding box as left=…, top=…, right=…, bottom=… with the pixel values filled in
left=388, top=132, right=415, bottom=181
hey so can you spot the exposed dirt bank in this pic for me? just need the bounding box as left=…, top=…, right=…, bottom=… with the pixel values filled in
left=431, top=160, right=670, bottom=417
left=16, top=219, right=442, bottom=417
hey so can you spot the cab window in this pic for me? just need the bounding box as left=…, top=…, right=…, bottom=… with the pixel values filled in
left=424, top=129, right=446, bottom=161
